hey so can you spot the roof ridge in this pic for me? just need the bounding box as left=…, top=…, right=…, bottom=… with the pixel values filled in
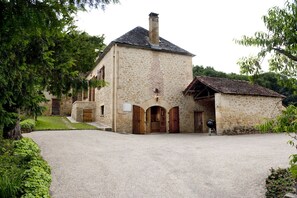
left=190, top=76, right=285, bottom=98
left=112, top=26, right=194, bottom=56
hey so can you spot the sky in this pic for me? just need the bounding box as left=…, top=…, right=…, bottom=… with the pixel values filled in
left=75, top=0, right=286, bottom=74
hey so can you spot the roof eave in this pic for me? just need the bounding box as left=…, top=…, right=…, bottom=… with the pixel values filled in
left=114, top=42, right=195, bottom=57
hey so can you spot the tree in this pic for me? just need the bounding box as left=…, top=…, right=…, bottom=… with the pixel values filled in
left=238, top=0, right=297, bottom=183
left=0, top=0, right=118, bottom=139
left=236, top=0, right=297, bottom=88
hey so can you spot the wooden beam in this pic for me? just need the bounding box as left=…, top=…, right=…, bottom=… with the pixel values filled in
left=194, top=95, right=214, bottom=101
left=194, top=87, right=207, bottom=98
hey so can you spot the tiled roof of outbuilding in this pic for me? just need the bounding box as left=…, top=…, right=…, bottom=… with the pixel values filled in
left=113, top=26, right=194, bottom=56
left=184, top=76, right=285, bottom=98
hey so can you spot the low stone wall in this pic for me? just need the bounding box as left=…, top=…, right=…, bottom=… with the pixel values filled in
left=222, top=126, right=260, bottom=135
left=215, top=93, right=284, bottom=135
left=71, top=101, right=96, bottom=122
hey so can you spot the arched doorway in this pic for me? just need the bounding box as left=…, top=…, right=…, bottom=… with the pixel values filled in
left=146, top=106, right=166, bottom=133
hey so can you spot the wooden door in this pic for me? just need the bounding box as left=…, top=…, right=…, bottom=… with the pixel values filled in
left=52, top=99, right=60, bottom=115
left=169, top=107, right=180, bottom=133
left=160, top=107, right=166, bottom=132
left=133, top=105, right=145, bottom=134
left=83, top=109, right=93, bottom=122
left=194, top=111, right=203, bottom=133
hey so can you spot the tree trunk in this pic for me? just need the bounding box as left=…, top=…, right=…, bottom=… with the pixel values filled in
left=8, top=119, right=22, bottom=140
left=3, top=109, right=22, bottom=140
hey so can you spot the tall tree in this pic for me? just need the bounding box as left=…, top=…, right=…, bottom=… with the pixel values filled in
left=0, top=0, right=118, bottom=139
left=236, top=0, right=297, bottom=87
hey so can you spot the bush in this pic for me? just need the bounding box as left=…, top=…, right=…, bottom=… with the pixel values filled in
left=0, top=166, right=23, bottom=198
left=0, top=138, right=51, bottom=198
left=20, top=119, right=36, bottom=133
left=0, top=141, right=24, bottom=198
left=265, top=168, right=295, bottom=198
left=21, top=166, right=51, bottom=198
left=14, top=138, right=40, bottom=161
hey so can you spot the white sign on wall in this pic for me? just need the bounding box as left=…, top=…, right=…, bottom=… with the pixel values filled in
left=123, top=103, right=132, bottom=112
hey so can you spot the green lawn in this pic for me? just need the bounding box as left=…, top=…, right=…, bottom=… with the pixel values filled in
left=34, top=116, right=97, bottom=130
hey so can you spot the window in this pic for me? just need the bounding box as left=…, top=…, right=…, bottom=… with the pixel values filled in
left=100, top=105, right=104, bottom=116
left=97, top=66, right=105, bottom=90
left=88, top=77, right=96, bottom=101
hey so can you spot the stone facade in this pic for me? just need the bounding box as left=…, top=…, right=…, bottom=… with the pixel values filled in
left=42, top=91, right=73, bottom=116
left=85, top=45, right=196, bottom=133
left=70, top=13, right=284, bottom=135
left=215, top=93, right=284, bottom=135
left=71, top=101, right=96, bottom=122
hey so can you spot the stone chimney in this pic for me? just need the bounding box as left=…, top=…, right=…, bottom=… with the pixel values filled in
left=149, top=12, right=159, bottom=45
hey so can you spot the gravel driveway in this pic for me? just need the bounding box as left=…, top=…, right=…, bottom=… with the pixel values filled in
left=24, top=131, right=294, bottom=198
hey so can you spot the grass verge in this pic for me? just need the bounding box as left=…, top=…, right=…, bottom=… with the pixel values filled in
left=34, top=116, right=97, bottom=130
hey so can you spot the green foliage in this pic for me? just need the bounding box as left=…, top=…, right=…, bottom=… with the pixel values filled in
left=265, top=168, right=295, bottom=198
left=0, top=138, right=52, bottom=197
left=21, top=166, right=51, bottom=198
left=13, top=138, right=40, bottom=160
left=256, top=119, right=275, bottom=133
left=258, top=105, right=297, bottom=133
left=193, top=65, right=248, bottom=80
left=236, top=0, right=297, bottom=89
left=0, top=166, right=23, bottom=198
left=0, top=150, right=24, bottom=198
left=0, top=0, right=117, bottom=138
left=20, top=119, right=36, bottom=133
left=289, top=154, right=297, bottom=179
left=27, top=157, right=51, bottom=175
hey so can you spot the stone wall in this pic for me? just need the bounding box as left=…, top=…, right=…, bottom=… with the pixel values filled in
left=41, top=91, right=72, bottom=116
left=86, top=46, right=114, bottom=128
left=114, top=46, right=195, bottom=133
left=215, top=93, right=284, bottom=135
left=71, top=101, right=96, bottom=122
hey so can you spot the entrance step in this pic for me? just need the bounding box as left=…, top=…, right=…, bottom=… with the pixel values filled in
left=88, top=122, right=112, bottom=131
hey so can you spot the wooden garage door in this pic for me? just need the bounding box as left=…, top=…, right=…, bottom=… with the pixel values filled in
left=52, top=99, right=60, bottom=115
left=83, top=109, right=93, bottom=122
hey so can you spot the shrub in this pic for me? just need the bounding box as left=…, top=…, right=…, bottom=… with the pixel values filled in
left=21, top=166, right=51, bottom=198
left=265, top=168, right=295, bottom=198
left=13, top=138, right=40, bottom=161
left=20, top=119, right=36, bottom=133
left=0, top=141, right=24, bottom=198
left=0, top=166, right=23, bottom=198
left=0, top=138, right=52, bottom=198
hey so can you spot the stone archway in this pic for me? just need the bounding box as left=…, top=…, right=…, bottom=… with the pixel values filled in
left=146, top=106, right=166, bottom=133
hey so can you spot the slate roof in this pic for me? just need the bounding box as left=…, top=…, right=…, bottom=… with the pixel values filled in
left=184, top=76, right=285, bottom=98
left=112, top=26, right=194, bottom=56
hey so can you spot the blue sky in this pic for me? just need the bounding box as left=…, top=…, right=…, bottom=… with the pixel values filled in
left=75, top=0, right=285, bottom=74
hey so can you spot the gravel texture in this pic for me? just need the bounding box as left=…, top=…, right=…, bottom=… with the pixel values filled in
left=24, top=131, right=294, bottom=198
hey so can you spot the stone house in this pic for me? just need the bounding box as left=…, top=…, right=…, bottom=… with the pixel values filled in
left=71, top=12, right=284, bottom=135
